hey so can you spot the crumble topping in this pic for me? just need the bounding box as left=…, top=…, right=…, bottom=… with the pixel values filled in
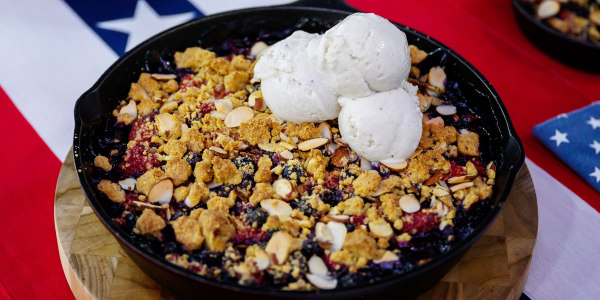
left=93, top=43, right=496, bottom=291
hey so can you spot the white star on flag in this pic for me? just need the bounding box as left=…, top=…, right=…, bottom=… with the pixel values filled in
left=549, top=129, right=569, bottom=146
left=590, top=167, right=600, bottom=183
left=96, top=0, right=195, bottom=52
left=591, top=140, right=600, bottom=155
left=557, top=113, right=568, bottom=119
left=586, top=116, right=600, bottom=130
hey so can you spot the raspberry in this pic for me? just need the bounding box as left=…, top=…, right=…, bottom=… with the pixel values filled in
left=119, top=144, right=159, bottom=177
left=128, top=118, right=156, bottom=142
left=402, top=211, right=440, bottom=234
left=230, top=227, right=268, bottom=245
left=442, top=161, right=467, bottom=180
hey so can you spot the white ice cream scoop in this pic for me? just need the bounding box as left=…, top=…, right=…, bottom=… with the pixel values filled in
left=338, top=83, right=422, bottom=162
left=253, top=31, right=340, bottom=123
left=307, top=13, right=411, bottom=98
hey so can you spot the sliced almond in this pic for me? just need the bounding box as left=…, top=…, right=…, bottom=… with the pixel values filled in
left=279, top=150, right=293, bottom=160
left=248, top=91, right=265, bottom=111
left=272, top=179, right=294, bottom=200
left=210, top=110, right=228, bottom=120
left=258, top=143, right=277, bottom=152
left=333, top=137, right=348, bottom=147
left=486, top=161, right=496, bottom=171
left=436, top=105, right=456, bottom=116
left=214, top=99, right=233, bottom=114
left=328, top=214, right=350, bottom=223
left=306, top=273, right=337, bottom=290
left=308, top=256, right=329, bottom=277
left=119, top=100, right=137, bottom=119
left=428, top=66, right=446, bottom=91
left=279, top=132, right=293, bottom=143
left=381, top=160, right=408, bottom=171
left=368, top=221, right=393, bottom=238
left=148, top=178, right=173, bottom=205
left=319, top=122, right=331, bottom=139
left=437, top=202, right=449, bottom=218
left=537, top=0, right=560, bottom=19
left=260, top=199, right=292, bottom=216
left=206, top=181, right=222, bottom=189
left=118, top=178, right=136, bottom=191
left=265, top=231, right=294, bottom=265
left=325, top=142, right=338, bottom=155
left=450, top=181, right=474, bottom=192
left=298, top=138, right=329, bottom=151
left=151, top=73, right=177, bottom=80
left=132, top=200, right=162, bottom=209
left=209, top=146, right=228, bottom=158
left=156, top=113, right=176, bottom=134
left=331, top=147, right=350, bottom=168
left=433, top=186, right=450, bottom=197
left=315, top=222, right=334, bottom=244
left=423, top=173, right=443, bottom=186
left=373, top=251, right=399, bottom=264
left=399, top=194, right=420, bottom=213
left=360, top=157, right=374, bottom=171
left=278, top=142, right=296, bottom=151
left=255, top=250, right=271, bottom=271
left=224, top=106, right=254, bottom=128
left=327, top=221, right=347, bottom=252
left=447, top=175, right=475, bottom=184
left=249, top=41, right=269, bottom=59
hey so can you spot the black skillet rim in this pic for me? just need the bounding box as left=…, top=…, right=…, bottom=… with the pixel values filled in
left=511, top=0, right=600, bottom=51
left=73, top=4, right=525, bottom=298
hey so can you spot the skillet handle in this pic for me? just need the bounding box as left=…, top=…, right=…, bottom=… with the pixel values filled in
left=285, top=0, right=360, bottom=12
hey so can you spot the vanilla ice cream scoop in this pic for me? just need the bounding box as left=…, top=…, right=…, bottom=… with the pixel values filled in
left=338, top=84, right=422, bottom=162
left=307, top=13, right=411, bottom=98
left=253, top=31, right=340, bottom=123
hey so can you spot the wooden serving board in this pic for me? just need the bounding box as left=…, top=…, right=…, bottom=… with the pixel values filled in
left=55, top=149, right=538, bottom=300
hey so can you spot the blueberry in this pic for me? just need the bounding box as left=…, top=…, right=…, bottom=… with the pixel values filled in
left=282, top=164, right=305, bottom=184
left=185, top=153, right=202, bottom=166
left=300, top=236, right=322, bottom=257
left=191, top=250, right=223, bottom=267
left=234, top=156, right=256, bottom=175
left=215, top=184, right=234, bottom=197
left=294, top=196, right=317, bottom=217
left=162, top=241, right=180, bottom=254
left=318, top=189, right=343, bottom=206
left=171, top=209, right=190, bottom=221
left=124, top=212, right=137, bottom=230
left=244, top=206, right=268, bottom=227
left=338, top=272, right=364, bottom=288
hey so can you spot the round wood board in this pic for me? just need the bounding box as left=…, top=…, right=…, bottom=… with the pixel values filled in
left=55, top=149, right=538, bottom=300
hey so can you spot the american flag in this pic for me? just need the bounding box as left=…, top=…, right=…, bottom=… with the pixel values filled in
left=533, top=102, right=600, bottom=192
left=0, top=0, right=599, bottom=299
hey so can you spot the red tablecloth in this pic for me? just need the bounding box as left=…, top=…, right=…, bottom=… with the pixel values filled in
left=1, top=0, right=598, bottom=299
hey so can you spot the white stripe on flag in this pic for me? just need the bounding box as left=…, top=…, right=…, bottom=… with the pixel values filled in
left=189, top=0, right=292, bottom=15
left=524, top=158, right=600, bottom=299
left=0, top=0, right=117, bottom=160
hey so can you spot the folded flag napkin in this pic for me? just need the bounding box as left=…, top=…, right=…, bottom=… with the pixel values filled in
left=533, top=102, right=600, bottom=193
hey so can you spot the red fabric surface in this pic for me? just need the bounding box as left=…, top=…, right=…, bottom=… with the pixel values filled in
left=1, top=1, right=599, bottom=299
left=0, top=85, right=72, bottom=299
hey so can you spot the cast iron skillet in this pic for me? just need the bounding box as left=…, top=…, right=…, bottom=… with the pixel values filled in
left=512, top=0, right=600, bottom=72
left=73, top=0, right=525, bottom=298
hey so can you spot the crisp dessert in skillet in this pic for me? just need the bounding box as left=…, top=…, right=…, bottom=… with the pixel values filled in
left=521, top=0, right=600, bottom=44
left=92, top=13, right=496, bottom=291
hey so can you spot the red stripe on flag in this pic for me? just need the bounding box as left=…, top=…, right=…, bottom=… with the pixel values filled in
left=0, top=85, right=73, bottom=299
left=348, top=0, right=600, bottom=211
